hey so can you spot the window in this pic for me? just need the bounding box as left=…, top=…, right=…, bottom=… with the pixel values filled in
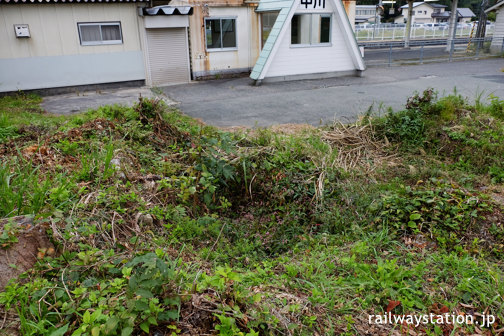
left=205, top=18, right=237, bottom=50
left=291, top=14, right=331, bottom=46
left=261, top=12, right=279, bottom=47
left=78, top=22, right=122, bottom=46
left=411, top=10, right=415, bottom=15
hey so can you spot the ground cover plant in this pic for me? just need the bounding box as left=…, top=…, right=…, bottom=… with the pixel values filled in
left=0, top=90, right=503, bottom=335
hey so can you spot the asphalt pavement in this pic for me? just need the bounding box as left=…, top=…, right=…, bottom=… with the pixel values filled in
left=42, top=59, right=504, bottom=127
left=41, top=87, right=173, bottom=115
left=161, top=58, right=504, bottom=127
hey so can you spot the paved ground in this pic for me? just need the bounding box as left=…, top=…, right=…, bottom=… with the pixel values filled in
left=41, top=87, right=173, bottom=115
left=42, top=59, right=504, bottom=127
left=161, top=58, right=504, bottom=127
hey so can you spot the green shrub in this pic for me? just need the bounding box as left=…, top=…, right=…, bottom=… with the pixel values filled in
left=373, top=180, right=491, bottom=250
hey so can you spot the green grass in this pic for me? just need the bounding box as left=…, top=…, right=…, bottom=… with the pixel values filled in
left=0, top=93, right=66, bottom=142
left=0, top=92, right=504, bottom=335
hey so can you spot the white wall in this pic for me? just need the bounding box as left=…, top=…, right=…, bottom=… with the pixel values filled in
left=265, top=1, right=355, bottom=78
left=0, top=3, right=145, bottom=92
left=491, top=8, right=504, bottom=54
left=398, top=4, right=441, bottom=24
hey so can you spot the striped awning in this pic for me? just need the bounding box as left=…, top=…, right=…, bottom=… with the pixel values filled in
left=143, top=5, right=193, bottom=15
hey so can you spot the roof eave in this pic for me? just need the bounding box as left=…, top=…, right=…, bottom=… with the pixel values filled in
left=485, top=0, right=504, bottom=13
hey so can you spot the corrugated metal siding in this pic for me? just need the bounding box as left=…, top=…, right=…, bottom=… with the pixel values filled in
left=146, top=28, right=190, bottom=85
left=0, top=3, right=142, bottom=59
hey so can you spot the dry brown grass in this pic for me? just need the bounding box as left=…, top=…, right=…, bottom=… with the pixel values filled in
left=321, top=120, right=397, bottom=173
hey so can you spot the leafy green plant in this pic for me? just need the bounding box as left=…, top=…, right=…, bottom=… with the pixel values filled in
left=0, top=220, right=19, bottom=248
left=373, top=180, right=490, bottom=249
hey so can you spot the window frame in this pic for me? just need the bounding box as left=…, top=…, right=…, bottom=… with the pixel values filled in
left=204, top=17, right=238, bottom=52
left=290, top=13, right=332, bottom=48
left=77, top=22, right=123, bottom=46
left=261, top=11, right=279, bottom=48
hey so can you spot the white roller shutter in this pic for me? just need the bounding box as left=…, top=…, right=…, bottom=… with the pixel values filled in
left=146, top=28, right=190, bottom=86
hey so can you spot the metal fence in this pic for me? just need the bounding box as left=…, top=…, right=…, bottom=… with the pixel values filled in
left=355, top=24, right=495, bottom=41
left=360, top=37, right=504, bottom=67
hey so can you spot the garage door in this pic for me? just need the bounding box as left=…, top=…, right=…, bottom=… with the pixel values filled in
left=146, top=28, right=190, bottom=86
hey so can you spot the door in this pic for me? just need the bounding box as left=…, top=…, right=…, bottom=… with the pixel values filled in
left=146, top=28, right=190, bottom=86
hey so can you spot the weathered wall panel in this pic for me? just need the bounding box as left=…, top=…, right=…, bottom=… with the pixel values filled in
left=343, top=0, right=355, bottom=30
left=184, top=2, right=261, bottom=78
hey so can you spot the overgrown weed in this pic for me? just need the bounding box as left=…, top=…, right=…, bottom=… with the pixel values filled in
left=1, top=91, right=504, bottom=335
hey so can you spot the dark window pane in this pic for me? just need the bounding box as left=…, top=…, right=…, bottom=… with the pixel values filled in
left=291, top=15, right=300, bottom=44
left=80, top=25, right=101, bottom=42
left=101, top=25, right=121, bottom=41
left=320, top=16, right=331, bottom=43
left=221, top=19, right=236, bottom=48
left=206, top=19, right=222, bottom=49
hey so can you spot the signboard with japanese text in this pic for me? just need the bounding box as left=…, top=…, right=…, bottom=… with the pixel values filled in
left=297, top=0, right=331, bottom=12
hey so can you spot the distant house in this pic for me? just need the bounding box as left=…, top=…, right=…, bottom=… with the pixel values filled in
left=431, top=7, right=476, bottom=23
left=486, top=0, right=504, bottom=54
left=250, top=0, right=365, bottom=83
left=394, top=2, right=474, bottom=24
left=394, top=2, right=447, bottom=24
left=355, top=5, right=377, bottom=24
left=456, top=8, right=476, bottom=23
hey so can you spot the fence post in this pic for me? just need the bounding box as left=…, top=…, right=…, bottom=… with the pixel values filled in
left=389, top=44, right=393, bottom=66
left=449, top=39, right=454, bottom=62
left=420, top=42, right=424, bottom=64
left=476, top=37, right=480, bottom=58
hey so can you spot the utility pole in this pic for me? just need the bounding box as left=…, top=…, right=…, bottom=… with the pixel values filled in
left=475, top=0, right=489, bottom=48
left=404, top=0, right=414, bottom=48
left=445, top=0, right=459, bottom=51
left=372, top=0, right=383, bottom=39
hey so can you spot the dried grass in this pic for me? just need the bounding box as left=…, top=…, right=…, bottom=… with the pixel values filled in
left=321, top=120, right=397, bottom=173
